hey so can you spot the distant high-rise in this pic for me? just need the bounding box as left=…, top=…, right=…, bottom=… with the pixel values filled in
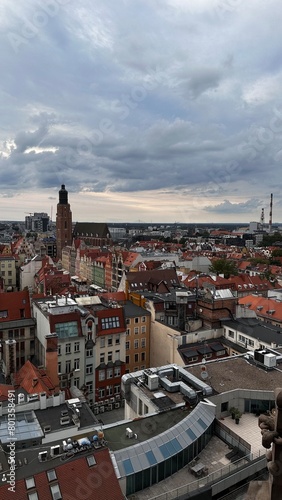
left=56, top=184, right=72, bottom=259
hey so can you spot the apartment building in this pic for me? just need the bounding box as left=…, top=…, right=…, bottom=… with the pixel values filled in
left=94, top=307, right=126, bottom=405
left=0, top=290, right=36, bottom=377
left=0, top=255, right=17, bottom=291
left=123, top=301, right=151, bottom=373
left=32, top=296, right=96, bottom=401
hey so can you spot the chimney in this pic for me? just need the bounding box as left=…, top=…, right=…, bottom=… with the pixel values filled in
left=45, top=335, right=60, bottom=390
left=269, top=193, right=273, bottom=232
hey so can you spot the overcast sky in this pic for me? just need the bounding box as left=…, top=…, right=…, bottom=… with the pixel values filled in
left=1, top=0, right=282, bottom=223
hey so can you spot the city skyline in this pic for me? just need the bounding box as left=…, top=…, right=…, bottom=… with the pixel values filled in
left=1, top=1, right=282, bottom=222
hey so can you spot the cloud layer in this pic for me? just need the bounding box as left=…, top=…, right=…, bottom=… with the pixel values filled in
left=1, top=0, right=282, bottom=222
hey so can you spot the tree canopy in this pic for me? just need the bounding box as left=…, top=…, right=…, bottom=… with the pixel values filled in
left=209, top=258, right=238, bottom=278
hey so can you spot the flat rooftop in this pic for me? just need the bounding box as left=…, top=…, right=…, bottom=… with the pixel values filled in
left=186, top=356, right=282, bottom=393
left=129, top=413, right=267, bottom=500
left=35, top=401, right=97, bottom=432
left=105, top=407, right=188, bottom=451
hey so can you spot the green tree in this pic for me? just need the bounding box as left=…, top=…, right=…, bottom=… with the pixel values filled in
left=209, top=258, right=238, bottom=278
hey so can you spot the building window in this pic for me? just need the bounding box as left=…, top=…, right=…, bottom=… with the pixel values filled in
left=141, top=326, right=146, bottom=334
left=126, top=329, right=130, bottom=336
left=134, top=317, right=139, bottom=323
left=126, top=355, right=130, bottom=364
left=115, top=335, right=120, bottom=345
left=114, top=384, right=120, bottom=394
left=114, top=367, right=121, bottom=377
left=98, top=388, right=105, bottom=398
left=99, top=370, right=105, bottom=381
left=101, top=316, right=120, bottom=329
left=28, top=493, right=39, bottom=500
left=100, top=353, right=105, bottom=363
left=107, top=368, right=113, bottom=379
left=115, top=350, right=120, bottom=361
left=74, top=358, right=80, bottom=370
left=74, top=342, right=80, bottom=352
left=25, top=477, right=35, bottom=489
left=221, top=402, right=228, bottom=413
left=86, top=364, right=93, bottom=375
left=86, top=455, right=96, bottom=467
left=134, top=327, right=139, bottom=335
left=47, top=469, right=57, bottom=482
left=86, top=348, right=93, bottom=357
left=228, top=330, right=234, bottom=338
left=134, top=340, right=139, bottom=349
left=108, top=351, right=112, bottom=362
left=107, top=336, right=113, bottom=346
left=134, top=353, right=139, bottom=363
left=73, top=377, right=80, bottom=388
left=65, top=360, right=71, bottom=373
left=126, top=318, right=130, bottom=325
left=106, top=385, right=113, bottom=396
left=142, top=316, right=146, bottom=322
left=141, top=352, right=146, bottom=361
left=50, top=484, right=62, bottom=500
left=86, top=381, right=93, bottom=394
left=125, top=341, right=130, bottom=350
left=100, top=337, right=105, bottom=348
left=141, top=338, right=146, bottom=348
left=58, top=362, right=61, bottom=374
left=57, top=344, right=61, bottom=356
left=65, top=343, right=71, bottom=354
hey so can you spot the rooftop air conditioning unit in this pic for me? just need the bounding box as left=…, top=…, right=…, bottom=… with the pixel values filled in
left=126, top=427, right=133, bottom=438
left=60, top=416, right=70, bottom=425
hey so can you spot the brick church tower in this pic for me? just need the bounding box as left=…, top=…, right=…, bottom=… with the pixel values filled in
left=56, top=184, right=72, bottom=259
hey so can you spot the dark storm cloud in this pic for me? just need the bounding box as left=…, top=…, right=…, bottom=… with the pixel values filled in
left=0, top=0, right=282, bottom=219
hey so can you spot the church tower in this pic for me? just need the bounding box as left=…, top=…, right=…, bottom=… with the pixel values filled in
left=56, top=184, right=72, bottom=259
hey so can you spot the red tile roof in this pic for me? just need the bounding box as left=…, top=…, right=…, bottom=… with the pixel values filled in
left=101, top=291, right=126, bottom=303
left=0, top=290, right=31, bottom=322
left=13, top=360, right=58, bottom=395
left=95, top=307, right=126, bottom=335
left=0, top=448, right=123, bottom=500
left=0, top=384, right=15, bottom=402
left=239, top=294, right=282, bottom=322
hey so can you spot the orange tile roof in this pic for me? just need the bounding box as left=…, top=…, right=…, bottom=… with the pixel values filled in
left=238, top=294, right=282, bottom=322
left=14, top=360, right=57, bottom=395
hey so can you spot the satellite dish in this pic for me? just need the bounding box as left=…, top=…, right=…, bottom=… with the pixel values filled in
left=201, top=371, right=208, bottom=380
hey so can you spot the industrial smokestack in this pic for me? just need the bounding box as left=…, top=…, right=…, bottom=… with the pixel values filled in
left=269, top=193, right=273, bottom=232
left=260, top=207, right=264, bottom=228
